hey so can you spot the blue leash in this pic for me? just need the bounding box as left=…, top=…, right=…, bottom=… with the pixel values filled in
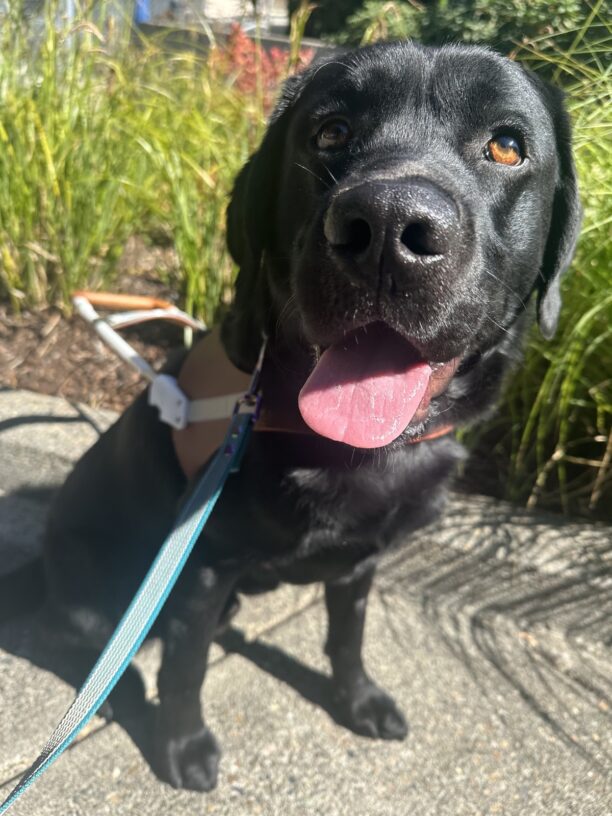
left=0, top=388, right=261, bottom=814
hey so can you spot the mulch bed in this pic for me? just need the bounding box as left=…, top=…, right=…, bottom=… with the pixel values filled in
left=0, top=236, right=189, bottom=412
left=0, top=272, right=187, bottom=414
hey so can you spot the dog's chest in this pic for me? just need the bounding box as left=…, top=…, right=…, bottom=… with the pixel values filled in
left=210, top=448, right=447, bottom=587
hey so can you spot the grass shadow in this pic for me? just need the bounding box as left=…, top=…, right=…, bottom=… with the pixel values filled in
left=377, top=497, right=612, bottom=770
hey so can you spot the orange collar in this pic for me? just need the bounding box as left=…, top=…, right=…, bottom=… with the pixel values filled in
left=254, top=417, right=455, bottom=442
left=171, top=329, right=455, bottom=480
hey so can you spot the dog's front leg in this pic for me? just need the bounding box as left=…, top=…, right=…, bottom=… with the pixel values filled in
left=325, top=564, right=408, bottom=740
left=155, top=565, right=239, bottom=792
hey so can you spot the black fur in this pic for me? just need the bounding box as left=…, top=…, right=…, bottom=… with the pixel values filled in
left=22, top=42, right=581, bottom=792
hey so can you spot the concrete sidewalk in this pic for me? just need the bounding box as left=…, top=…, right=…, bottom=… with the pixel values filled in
left=0, top=388, right=611, bottom=815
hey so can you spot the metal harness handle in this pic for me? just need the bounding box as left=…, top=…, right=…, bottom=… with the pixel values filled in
left=72, top=293, right=246, bottom=430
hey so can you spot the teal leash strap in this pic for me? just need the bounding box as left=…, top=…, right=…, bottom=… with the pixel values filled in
left=0, top=409, right=255, bottom=815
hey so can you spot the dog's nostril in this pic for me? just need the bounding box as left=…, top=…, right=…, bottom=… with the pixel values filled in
left=346, top=218, right=372, bottom=253
left=335, top=218, right=372, bottom=254
left=401, top=222, right=442, bottom=256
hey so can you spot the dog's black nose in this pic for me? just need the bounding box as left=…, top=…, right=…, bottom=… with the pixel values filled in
left=324, top=179, right=461, bottom=284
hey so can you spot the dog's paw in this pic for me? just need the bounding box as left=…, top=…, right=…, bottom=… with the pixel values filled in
left=335, top=678, right=409, bottom=741
left=155, top=726, right=221, bottom=791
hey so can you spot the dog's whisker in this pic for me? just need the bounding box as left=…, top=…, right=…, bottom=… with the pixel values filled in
left=293, top=162, right=331, bottom=189
left=318, top=159, right=339, bottom=186
left=310, top=59, right=360, bottom=83
left=276, top=294, right=297, bottom=326
left=483, top=268, right=527, bottom=310
left=484, top=313, right=511, bottom=335
left=275, top=295, right=299, bottom=339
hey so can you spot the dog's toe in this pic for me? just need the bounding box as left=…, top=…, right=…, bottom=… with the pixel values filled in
left=336, top=678, right=409, bottom=741
left=156, top=726, right=221, bottom=791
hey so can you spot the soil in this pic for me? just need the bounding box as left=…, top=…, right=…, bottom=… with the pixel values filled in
left=0, top=239, right=187, bottom=413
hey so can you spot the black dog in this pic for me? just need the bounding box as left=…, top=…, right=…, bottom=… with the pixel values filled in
left=37, top=41, right=580, bottom=792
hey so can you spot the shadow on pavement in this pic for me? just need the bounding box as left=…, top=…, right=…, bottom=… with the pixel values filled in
left=1, top=486, right=610, bottom=783
left=215, top=627, right=342, bottom=725
left=0, top=402, right=110, bottom=437
left=0, top=486, right=157, bottom=781
left=377, top=499, right=612, bottom=770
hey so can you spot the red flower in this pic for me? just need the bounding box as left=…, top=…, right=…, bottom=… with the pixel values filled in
left=212, top=23, right=314, bottom=111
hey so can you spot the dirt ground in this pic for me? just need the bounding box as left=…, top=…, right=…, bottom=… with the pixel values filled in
left=0, top=241, right=188, bottom=413
left=0, top=303, right=187, bottom=413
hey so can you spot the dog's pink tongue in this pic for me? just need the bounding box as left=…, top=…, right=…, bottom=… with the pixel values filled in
left=298, top=326, right=431, bottom=448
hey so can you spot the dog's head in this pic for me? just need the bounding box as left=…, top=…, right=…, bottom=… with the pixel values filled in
left=223, top=41, right=581, bottom=449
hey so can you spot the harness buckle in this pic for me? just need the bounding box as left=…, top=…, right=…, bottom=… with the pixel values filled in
left=148, top=374, right=189, bottom=430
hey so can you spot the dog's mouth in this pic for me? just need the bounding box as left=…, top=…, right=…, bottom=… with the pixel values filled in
left=298, top=322, right=459, bottom=448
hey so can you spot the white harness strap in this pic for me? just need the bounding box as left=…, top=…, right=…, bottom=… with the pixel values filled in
left=147, top=374, right=244, bottom=430
left=188, top=392, right=245, bottom=423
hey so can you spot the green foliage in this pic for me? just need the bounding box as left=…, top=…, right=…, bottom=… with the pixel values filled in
left=338, top=0, right=605, bottom=77
left=422, top=0, right=589, bottom=54
left=0, top=3, right=136, bottom=309
left=477, top=29, right=612, bottom=517
left=288, top=0, right=362, bottom=40
left=124, top=46, right=262, bottom=319
left=336, top=1, right=422, bottom=44
left=0, top=1, right=264, bottom=321
left=339, top=1, right=422, bottom=43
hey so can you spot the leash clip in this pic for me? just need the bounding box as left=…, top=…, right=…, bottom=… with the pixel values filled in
left=234, top=391, right=263, bottom=422
left=231, top=334, right=267, bottom=424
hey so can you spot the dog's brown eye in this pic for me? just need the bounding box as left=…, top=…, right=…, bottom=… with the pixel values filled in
left=316, top=119, right=351, bottom=150
left=485, top=135, right=523, bottom=166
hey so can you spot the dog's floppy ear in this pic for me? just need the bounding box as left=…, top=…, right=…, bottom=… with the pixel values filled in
left=222, top=71, right=313, bottom=370
left=530, top=78, right=582, bottom=340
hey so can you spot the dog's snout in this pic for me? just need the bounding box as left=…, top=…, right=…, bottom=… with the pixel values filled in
left=324, top=179, right=462, bottom=283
